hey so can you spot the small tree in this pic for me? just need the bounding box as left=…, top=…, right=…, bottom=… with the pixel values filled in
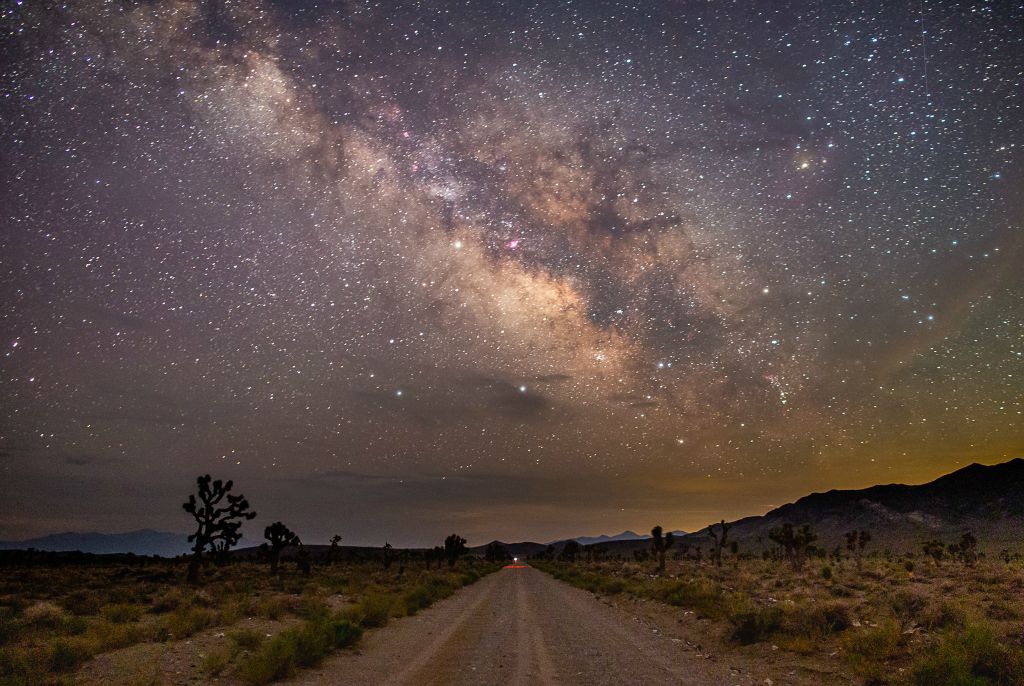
left=561, top=539, right=581, bottom=562
left=444, top=534, right=467, bottom=567
left=382, top=541, right=394, bottom=569
left=182, top=474, right=256, bottom=584
left=768, top=523, right=817, bottom=571
left=707, top=519, right=731, bottom=568
left=651, top=525, right=674, bottom=574
left=263, top=521, right=300, bottom=575
left=952, top=531, right=978, bottom=566
left=328, top=534, right=342, bottom=565
left=484, top=541, right=510, bottom=563
left=922, top=539, right=945, bottom=566
left=845, top=529, right=872, bottom=570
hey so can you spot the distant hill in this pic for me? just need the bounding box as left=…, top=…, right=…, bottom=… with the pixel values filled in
left=567, top=530, right=688, bottom=546
left=716, top=458, right=1024, bottom=552
left=0, top=529, right=193, bottom=557
left=588, top=459, right=1024, bottom=557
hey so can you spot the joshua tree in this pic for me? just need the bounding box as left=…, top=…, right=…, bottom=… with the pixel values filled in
left=295, top=544, right=311, bottom=577
left=444, top=534, right=467, bottom=567
left=950, top=531, right=978, bottom=566
left=382, top=541, right=394, bottom=569
left=651, top=525, right=674, bottom=574
left=922, top=539, right=945, bottom=566
left=328, top=534, right=342, bottom=565
left=182, top=474, right=256, bottom=584
left=845, top=529, right=872, bottom=570
left=262, top=521, right=300, bottom=575
left=707, top=520, right=731, bottom=568
left=484, top=541, right=510, bottom=562
left=768, top=523, right=817, bottom=571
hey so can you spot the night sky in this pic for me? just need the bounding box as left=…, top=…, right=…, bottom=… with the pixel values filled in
left=1, top=0, right=1021, bottom=546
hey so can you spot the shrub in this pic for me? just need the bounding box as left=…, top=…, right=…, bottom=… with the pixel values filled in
left=63, top=590, right=103, bottom=616
left=49, top=637, right=92, bottom=672
left=256, top=597, right=287, bottom=621
left=240, top=616, right=362, bottom=685
left=164, top=605, right=216, bottom=639
left=23, top=602, right=64, bottom=628
left=201, top=646, right=232, bottom=676
left=241, top=632, right=297, bottom=685
left=905, top=622, right=1024, bottom=686
left=355, top=594, right=392, bottom=628
left=230, top=628, right=265, bottom=651
left=102, top=603, right=143, bottom=624
left=785, top=601, right=851, bottom=639
left=842, top=620, right=903, bottom=680
left=729, top=606, right=784, bottom=644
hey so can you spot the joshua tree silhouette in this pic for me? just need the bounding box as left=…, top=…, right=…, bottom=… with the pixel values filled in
left=707, top=519, right=731, bottom=568
left=182, top=474, right=255, bottom=584
left=444, top=534, right=467, bottom=567
left=262, top=521, right=300, bottom=575
left=651, top=525, right=674, bottom=574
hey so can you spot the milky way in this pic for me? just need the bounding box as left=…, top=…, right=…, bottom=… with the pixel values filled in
left=1, top=0, right=1021, bottom=545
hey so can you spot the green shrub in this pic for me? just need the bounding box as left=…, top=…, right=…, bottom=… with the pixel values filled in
left=201, top=646, right=232, bottom=676
left=230, top=628, right=265, bottom=651
left=63, top=590, right=103, bottom=616
left=49, top=637, right=92, bottom=672
left=240, top=616, right=362, bottom=685
left=843, top=620, right=903, bottom=680
left=904, top=622, right=1024, bottom=686
left=729, top=606, right=783, bottom=644
left=241, top=632, right=297, bottom=685
left=102, top=603, right=143, bottom=624
left=164, top=605, right=216, bottom=639
left=654, top=579, right=725, bottom=618
left=356, top=594, right=392, bottom=628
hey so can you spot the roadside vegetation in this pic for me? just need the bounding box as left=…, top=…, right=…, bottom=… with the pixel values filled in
left=0, top=474, right=498, bottom=685
left=533, top=524, right=1024, bottom=686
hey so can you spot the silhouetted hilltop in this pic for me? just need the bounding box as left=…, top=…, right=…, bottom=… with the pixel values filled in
left=0, top=529, right=192, bottom=557
left=589, top=459, right=1024, bottom=557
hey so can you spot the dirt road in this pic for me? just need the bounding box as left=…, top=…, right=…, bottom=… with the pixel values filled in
left=294, top=566, right=743, bottom=685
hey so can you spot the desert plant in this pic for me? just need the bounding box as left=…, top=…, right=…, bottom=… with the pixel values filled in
left=484, top=541, right=511, bottom=562
left=561, top=539, right=581, bottom=562
left=328, top=534, right=342, bottom=564
left=444, top=534, right=468, bottom=567
left=650, top=525, right=674, bottom=574
left=768, top=523, right=816, bottom=571
left=182, top=474, right=256, bottom=584
left=923, top=539, right=946, bottom=566
left=262, top=522, right=300, bottom=575
left=708, top=520, right=731, bottom=568
left=845, top=529, right=871, bottom=570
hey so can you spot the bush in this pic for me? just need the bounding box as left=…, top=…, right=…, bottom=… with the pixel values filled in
left=785, top=601, right=851, bottom=639
left=230, top=628, right=265, bottom=651
left=64, top=590, right=103, bottom=616
left=905, top=622, right=1024, bottom=686
left=654, top=579, right=725, bottom=618
left=241, top=632, right=297, bottom=685
left=49, top=637, right=92, bottom=672
left=240, top=616, right=362, bottom=685
left=102, top=603, right=143, bottom=624
left=355, top=594, right=392, bottom=628
left=843, top=620, right=903, bottom=680
left=201, top=646, right=232, bottom=676
left=163, top=605, right=216, bottom=639
left=729, top=606, right=784, bottom=644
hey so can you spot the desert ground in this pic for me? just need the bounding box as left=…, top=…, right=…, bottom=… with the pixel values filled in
left=2, top=547, right=1023, bottom=686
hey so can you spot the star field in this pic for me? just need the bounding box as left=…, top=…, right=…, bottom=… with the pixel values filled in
left=1, top=0, right=1021, bottom=544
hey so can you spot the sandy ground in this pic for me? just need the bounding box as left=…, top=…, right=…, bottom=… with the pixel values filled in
left=292, top=566, right=757, bottom=686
